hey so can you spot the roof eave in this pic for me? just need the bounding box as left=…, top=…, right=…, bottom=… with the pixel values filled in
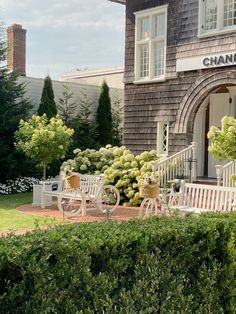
left=108, top=0, right=126, bottom=5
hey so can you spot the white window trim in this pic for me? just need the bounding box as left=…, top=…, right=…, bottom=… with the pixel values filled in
left=156, top=121, right=169, bottom=156
left=134, top=5, right=168, bottom=84
left=198, top=0, right=236, bottom=38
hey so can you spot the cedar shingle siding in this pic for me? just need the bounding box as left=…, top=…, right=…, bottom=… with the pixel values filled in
left=124, top=0, right=236, bottom=154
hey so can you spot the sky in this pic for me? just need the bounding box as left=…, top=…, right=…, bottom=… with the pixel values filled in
left=0, top=0, right=125, bottom=80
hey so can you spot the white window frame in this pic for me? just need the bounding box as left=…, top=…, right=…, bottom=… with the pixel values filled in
left=198, top=0, right=236, bottom=37
left=157, top=122, right=169, bottom=156
left=134, top=5, right=168, bottom=84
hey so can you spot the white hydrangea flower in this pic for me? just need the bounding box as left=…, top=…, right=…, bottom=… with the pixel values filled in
left=73, top=148, right=81, bottom=154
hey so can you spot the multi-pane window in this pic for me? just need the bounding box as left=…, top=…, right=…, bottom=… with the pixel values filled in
left=157, top=122, right=169, bottom=155
left=199, top=0, right=236, bottom=35
left=154, top=42, right=165, bottom=77
left=140, top=44, right=149, bottom=77
left=140, top=17, right=150, bottom=40
left=224, top=0, right=236, bottom=27
left=205, top=0, right=217, bottom=31
left=135, top=5, right=167, bottom=82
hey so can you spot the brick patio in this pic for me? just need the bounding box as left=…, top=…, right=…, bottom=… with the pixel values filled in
left=0, top=204, right=143, bottom=236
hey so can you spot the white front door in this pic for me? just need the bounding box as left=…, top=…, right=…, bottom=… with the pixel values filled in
left=208, top=93, right=235, bottom=177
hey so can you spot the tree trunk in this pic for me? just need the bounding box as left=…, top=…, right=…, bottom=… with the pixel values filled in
left=43, top=164, right=46, bottom=181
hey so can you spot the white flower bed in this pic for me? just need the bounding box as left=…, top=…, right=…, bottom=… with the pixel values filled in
left=0, top=177, right=40, bottom=195
left=61, top=145, right=160, bottom=206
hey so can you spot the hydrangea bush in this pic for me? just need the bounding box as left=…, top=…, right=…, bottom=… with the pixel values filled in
left=0, top=177, right=40, bottom=195
left=208, top=115, right=236, bottom=160
left=61, top=145, right=160, bottom=206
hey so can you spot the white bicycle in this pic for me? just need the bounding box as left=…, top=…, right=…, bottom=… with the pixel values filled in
left=58, top=174, right=120, bottom=218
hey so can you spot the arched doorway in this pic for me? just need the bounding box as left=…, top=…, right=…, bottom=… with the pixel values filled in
left=193, top=85, right=236, bottom=178
left=174, top=68, right=236, bottom=179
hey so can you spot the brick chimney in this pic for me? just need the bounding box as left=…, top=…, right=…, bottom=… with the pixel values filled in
left=7, top=24, right=26, bottom=76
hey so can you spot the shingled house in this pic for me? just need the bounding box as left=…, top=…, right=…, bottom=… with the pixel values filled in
left=110, top=0, right=236, bottom=179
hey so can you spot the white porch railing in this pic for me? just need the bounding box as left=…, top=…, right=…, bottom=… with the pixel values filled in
left=155, top=142, right=196, bottom=187
left=216, top=160, right=236, bottom=187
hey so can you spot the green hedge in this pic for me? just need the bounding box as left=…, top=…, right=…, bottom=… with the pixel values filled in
left=0, top=213, right=235, bottom=313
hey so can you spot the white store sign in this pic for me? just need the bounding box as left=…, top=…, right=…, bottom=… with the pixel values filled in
left=176, top=51, right=236, bottom=72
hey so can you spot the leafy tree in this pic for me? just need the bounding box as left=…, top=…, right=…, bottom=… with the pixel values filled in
left=0, top=26, right=32, bottom=182
left=57, top=84, right=77, bottom=125
left=96, top=81, right=113, bottom=146
left=208, top=115, right=236, bottom=161
left=38, top=75, right=57, bottom=118
left=15, top=115, right=74, bottom=180
left=111, top=95, right=123, bottom=146
left=70, top=90, right=98, bottom=152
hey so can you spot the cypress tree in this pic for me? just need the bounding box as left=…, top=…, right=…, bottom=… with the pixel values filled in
left=96, top=81, right=113, bottom=146
left=38, top=75, right=57, bottom=118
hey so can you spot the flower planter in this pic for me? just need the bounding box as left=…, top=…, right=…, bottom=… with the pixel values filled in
left=139, top=184, right=159, bottom=198
left=66, top=174, right=80, bottom=189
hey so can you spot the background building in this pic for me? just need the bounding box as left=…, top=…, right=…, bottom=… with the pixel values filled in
left=111, top=0, right=236, bottom=178
left=61, top=66, right=124, bottom=89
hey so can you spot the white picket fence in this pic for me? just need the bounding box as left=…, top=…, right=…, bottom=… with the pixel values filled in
left=156, top=142, right=196, bottom=187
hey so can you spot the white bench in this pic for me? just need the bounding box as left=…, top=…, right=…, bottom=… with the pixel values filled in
left=41, top=173, right=105, bottom=212
left=57, top=174, right=119, bottom=217
left=169, top=182, right=236, bottom=214
left=41, top=174, right=104, bottom=208
left=80, top=174, right=104, bottom=202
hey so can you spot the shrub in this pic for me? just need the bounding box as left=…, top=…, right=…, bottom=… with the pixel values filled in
left=0, top=213, right=235, bottom=313
left=0, top=176, right=59, bottom=195
left=208, top=115, right=236, bottom=161
left=61, top=145, right=160, bottom=205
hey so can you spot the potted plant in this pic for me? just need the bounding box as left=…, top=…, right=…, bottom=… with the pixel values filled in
left=139, top=174, right=159, bottom=198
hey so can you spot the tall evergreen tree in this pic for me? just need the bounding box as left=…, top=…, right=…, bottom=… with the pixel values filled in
left=38, top=75, right=57, bottom=118
left=70, top=90, right=98, bottom=153
left=0, top=26, right=32, bottom=182
left=96, top=81, right=113, bottom=146
left=57, top=84, right=77, bottom=125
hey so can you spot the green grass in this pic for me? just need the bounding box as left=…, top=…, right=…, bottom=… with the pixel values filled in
left=0, top=193, right=60, bottom=231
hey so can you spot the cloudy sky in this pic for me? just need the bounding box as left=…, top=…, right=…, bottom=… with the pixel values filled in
left=0, top=0, right=125, bottom=80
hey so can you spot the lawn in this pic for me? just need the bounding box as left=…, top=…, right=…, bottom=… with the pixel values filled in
left=0, top=193, right=59, bottom=231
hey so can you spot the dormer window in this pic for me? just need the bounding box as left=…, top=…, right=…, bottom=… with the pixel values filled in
left=199, top=0, right=236, bottom=36
left=134, top=5, right=168, bottom=83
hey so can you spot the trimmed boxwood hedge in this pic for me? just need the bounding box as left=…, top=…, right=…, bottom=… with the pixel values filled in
left=0, top=213, right=235, bottom=313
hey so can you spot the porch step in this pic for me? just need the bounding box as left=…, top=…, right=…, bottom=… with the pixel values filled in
left=194, top=177, right=218, bottom=186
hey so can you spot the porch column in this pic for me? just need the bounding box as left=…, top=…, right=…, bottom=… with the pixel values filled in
left=191, top=142, right=197, bottom=181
